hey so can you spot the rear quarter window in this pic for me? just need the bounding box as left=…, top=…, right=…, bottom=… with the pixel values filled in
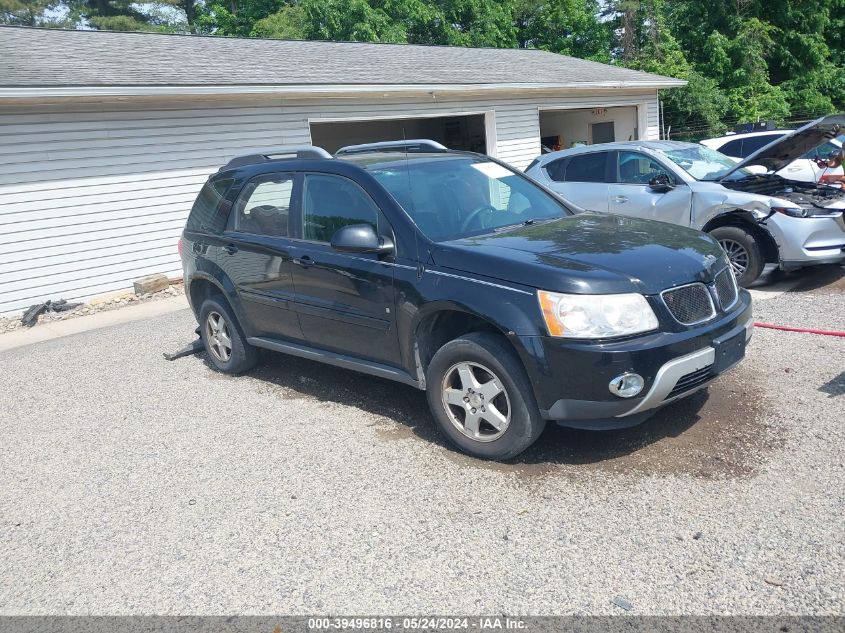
left=186, top=176, right=234, bottom=234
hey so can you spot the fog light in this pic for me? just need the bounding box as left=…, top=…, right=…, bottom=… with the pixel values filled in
left=609, top=373, right=644, bottom=398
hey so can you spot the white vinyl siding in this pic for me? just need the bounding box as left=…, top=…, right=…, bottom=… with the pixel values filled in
left=0, top=89, right=659, bottom=315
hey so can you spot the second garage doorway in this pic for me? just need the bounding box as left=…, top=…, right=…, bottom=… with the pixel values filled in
left=539, top=106, right=639, bottom=151
left=310, top=113, right=491, bottom=155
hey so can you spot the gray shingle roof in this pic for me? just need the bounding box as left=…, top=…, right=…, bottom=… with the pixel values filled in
left=0, top=26, right=684, bottom=90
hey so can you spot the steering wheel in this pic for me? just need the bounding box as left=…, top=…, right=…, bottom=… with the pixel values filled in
left=459, top=204, right=498, bottom=233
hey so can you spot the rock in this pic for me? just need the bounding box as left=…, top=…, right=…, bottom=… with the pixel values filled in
left=133, top=274, right=170, bottom=295
left=765, top=576, right=784, bottom=587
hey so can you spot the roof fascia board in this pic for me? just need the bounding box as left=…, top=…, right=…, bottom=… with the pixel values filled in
left=0, top=80, right=687, bottom=99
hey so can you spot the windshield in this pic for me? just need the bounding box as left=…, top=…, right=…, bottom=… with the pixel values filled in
left=802, top=135, right=845, bottom=160
left=657, top=145, right=752, bottom=181
left=362, top=155, right=569, bottom=241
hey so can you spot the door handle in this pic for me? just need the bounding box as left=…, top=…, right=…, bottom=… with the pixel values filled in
left=223, top=243, right=238, bottom=255
left=294, top=255, right=314, bottom=268
left=613, top=195, right=629, bottom=203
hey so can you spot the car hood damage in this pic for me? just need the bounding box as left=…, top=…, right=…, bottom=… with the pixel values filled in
left=722, top=114, right=845, bottom=178
left=432, top=213, right=729, bottom=295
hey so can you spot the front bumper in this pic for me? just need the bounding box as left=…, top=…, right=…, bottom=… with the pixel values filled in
left=765, top=212, right=845, bottom=267
left=514, top=290, right=753, bottom=429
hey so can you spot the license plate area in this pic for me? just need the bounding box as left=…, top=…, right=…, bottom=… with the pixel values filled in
left=713, top=329, right=746, bottom=373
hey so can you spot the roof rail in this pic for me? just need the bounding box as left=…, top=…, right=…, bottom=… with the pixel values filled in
left=335, top=139, right=448, bottom=156
left=223, top=145, right=332, bottom=169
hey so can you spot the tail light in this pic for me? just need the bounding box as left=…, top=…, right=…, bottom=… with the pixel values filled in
left=178, top=238, right=183, bottom=258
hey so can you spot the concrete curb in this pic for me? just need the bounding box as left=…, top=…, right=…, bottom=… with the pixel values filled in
left=0, top=296, right=190, bottom=353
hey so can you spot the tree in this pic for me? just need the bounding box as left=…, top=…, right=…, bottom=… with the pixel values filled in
left=1, top=0, right=66, bottom=25
left=514, top=0, right=611, bottom=61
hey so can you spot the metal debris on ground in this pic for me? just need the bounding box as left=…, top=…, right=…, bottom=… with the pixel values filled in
left=20, top=299, right=83, bottom=328
left=163, top=328, right=204, bottom=361
left=612, top=596, right=633, bottom=611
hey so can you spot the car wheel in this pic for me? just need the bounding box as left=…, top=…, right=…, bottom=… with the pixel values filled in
left=709, top=225, right=764, bottom=287
left=198, top=296, right=258, bottom=374
left=425, top=332, right=545, bottom=460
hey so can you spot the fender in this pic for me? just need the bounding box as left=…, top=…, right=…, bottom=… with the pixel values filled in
left=397, top=272, right=544, bottom=384
left=186, top=261, right=240, bottom=316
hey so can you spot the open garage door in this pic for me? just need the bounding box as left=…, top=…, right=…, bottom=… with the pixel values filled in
left=539, top=106, right=639, bottom=151
left=310, top=114, right=489, bottom=155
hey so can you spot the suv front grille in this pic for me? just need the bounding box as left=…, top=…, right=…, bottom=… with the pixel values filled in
left=714, top=267, right=738, bottom=310
left=661, top=283, right=716, bottom=325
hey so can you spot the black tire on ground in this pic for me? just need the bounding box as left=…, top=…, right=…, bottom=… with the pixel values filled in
left=198, top=295, right=259, bottom=374
left=708, top=225, right=764, bottom=287
left=425, top=332, right=546, bottom=460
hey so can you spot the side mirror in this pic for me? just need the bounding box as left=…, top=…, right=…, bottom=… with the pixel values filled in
left=330, top=224, right=395, bottom=256
left=648, top=174, right=674, bottom=193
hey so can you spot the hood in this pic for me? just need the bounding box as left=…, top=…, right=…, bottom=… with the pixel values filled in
left=722, top=114, right=845, bottom=179
left=431, top=213, right=728, bottom=295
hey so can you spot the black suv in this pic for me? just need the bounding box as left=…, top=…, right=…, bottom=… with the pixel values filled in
left=180, top=141, right=752, bottom=460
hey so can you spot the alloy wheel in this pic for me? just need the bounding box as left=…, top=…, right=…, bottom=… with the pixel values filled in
left=719, top=238, right=750, bottom=277
left=441, top=361, right=511, bottom=442
left=205, top=311, right=232, bottom=363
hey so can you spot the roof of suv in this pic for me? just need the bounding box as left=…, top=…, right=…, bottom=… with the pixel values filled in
left=700, top=130, right=791, bottom=146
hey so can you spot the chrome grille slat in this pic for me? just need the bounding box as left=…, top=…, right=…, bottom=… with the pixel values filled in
left=661, top=283, right=716, bottom=325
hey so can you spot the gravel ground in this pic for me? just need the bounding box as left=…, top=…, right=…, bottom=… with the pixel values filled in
left=0, top=268, right=843, bottom=615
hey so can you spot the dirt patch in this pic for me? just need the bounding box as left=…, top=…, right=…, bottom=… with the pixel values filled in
left=384, top=366, right=780, bottom=481
left=220, top=345, right=782, bottom=481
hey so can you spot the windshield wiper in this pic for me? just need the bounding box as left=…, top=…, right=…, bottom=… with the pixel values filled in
left=493, top=217, right=553, bottom=233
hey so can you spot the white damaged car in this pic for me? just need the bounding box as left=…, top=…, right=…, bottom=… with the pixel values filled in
left=525, top=115, right=845, bottom=286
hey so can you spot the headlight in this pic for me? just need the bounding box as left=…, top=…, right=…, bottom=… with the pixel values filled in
left=537, top=290, right=659, bottom=339
left=772, top=206, right=811, bottom=218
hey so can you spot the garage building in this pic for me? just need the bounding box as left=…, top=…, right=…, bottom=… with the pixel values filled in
left=0, top=26, right=684, bottom=315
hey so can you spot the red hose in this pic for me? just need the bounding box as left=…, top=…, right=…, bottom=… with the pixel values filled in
left=754, top=322, right=845, bottom=338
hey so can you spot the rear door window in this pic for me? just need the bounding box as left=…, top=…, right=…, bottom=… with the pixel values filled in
left=233, top=173, right=296, bottom=237
left=545, top=157, right=569, bottom=182
left=564, top=152, right=610, bottom=183
left=741, top=133, right=785, bottom=156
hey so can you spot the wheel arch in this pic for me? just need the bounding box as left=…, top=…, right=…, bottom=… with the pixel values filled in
left=187, top=274, right=233, bottom=317
left=411, top=304, right=525, bottom=388
left=702, top=211, right=780, bottom=264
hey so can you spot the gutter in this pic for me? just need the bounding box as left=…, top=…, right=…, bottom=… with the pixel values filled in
left=0, top=80, right=688, bottom=99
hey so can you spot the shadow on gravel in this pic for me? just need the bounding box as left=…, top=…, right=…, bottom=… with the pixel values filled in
left=751, top=263, right=845, bottom=293
left=232, top=349, right=780, bottom=480
left=819, top=370, right=845, bottom=398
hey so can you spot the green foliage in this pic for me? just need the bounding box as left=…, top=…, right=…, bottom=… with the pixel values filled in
left=514, top=0, right=611, bottom=61
left=1, top=0, right=65, bottom=26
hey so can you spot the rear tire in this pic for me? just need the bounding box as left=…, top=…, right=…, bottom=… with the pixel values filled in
left=709, top=225, right=764, bottom=287
left=425, top=332, right=545, bottom=460
left=198, top=296, right=258, bottom=374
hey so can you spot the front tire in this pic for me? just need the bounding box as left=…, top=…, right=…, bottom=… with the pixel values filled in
left=709, top=225, right=764, bottom=287
left=198, top=296, right=258, bottom=374
left=425, top=332, right=545, bottom=460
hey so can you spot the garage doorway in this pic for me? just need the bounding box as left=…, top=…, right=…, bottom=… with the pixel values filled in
left=310, top=113, right=490, bottom=155
left=539, top=106, right=639, bottom=151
